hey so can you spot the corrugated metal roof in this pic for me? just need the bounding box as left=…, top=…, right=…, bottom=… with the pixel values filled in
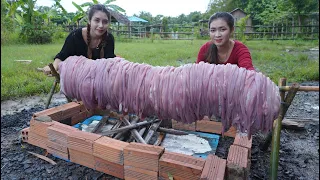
left=128, top=16, right=148, bottom=23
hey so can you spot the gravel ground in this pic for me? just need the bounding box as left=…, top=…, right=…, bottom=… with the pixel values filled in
left=1, top=81, right=319, bottom=180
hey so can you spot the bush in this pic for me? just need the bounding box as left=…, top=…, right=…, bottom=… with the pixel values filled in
left=1, top=17, right=18, bottom=45
left=20, top=23, right=55, bottom=44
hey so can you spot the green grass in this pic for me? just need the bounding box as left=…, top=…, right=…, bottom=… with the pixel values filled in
left=1, top=39, right=319, bottom=101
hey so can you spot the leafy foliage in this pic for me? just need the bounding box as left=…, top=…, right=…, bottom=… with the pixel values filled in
left=20, top=22, right=55, bottom=44
left=235, top=15, right=250, bottom=43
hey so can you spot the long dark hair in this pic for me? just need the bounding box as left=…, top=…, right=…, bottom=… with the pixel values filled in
left=205, top=12, right=235, bottom=64
left=86, top=4, right=111, bottom=59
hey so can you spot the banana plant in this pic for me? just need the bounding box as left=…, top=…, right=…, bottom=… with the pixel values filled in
left=53, top=0, right=68, bottom=15
left=72, top=1, right=86, bottom=27
left=5, top=0, right=24, bottom=19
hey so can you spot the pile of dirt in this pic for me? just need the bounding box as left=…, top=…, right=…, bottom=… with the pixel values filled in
left=1, top=82, right=318, bottom=180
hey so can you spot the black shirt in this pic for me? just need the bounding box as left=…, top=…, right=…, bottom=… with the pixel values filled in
left=54, top=28, right=116, bottom=61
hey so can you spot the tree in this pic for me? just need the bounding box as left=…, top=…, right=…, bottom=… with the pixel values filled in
left=285, top=0, right=319, bottom=31
left=188, top=11, right=202, bottom=23
left=137, top=11, right=153, bottom=24
left=176, top=14, right=187, bottom=24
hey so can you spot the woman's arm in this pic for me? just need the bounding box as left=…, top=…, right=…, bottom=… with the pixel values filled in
left=235, top=43, right=255, bottom=70
left=42, top=30, right=78, bottom=75
left=196, top=42, right=209, bottom=63
left=42, top=58, right=62, bottom=75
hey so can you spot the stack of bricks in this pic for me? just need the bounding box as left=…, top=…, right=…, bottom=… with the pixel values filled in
left=200, top=154, right=226, bottom=180
left=123, top=142, right=165, bottom=180
left=159, top=151, right=206, bottom=180
left=226, top=133, right=252, bottom=180
left=68, top=131, right=102, bottom=169
left=33, top=106, right=63, bottom=121
left=59, top=102, right=81, bottom=120
left=196, top=118, right=237, bottom=138
left=28, top=117, right=56, bottom=149
left=71, top=102, right=94, bottom=125
left=93, top=136, right=129, bottom=179
left=47, top=123, right=78, bottom=161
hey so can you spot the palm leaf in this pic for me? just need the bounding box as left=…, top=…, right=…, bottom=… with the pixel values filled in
left=15, top=13, right=24, bottom=25
left=104, top=0, right=116, bottom=4
left=92, top=0, right=99, bottom=4
left=54, top=0, right=68, bottom=15
left=80, top=2, right=94, bottom=7
left=107, top=4, right=125, bottom=12
left=72, top=13, right=85, bottom=23
left=72, top=1, right=86, bottom=13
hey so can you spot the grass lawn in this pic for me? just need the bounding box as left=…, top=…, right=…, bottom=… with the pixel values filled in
left=1, top=39, right=319, bottom=101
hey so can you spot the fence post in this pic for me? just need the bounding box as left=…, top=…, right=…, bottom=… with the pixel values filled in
left=311, top=19, right=314, bottom=40
left=292, top=18, right=294, bottom=40
left=272, top=21, right=275, bottom=41
left=281, top=18, right=284, bottom=40
left=286, top=18, right=288, bottom=40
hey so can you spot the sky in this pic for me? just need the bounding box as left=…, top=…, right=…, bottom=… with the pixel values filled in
left=36, top=0, right=210, bottom=17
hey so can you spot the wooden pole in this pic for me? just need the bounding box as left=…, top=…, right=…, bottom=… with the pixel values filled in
left=286, top=18, right=288, bottom=39
left=270, top=83, right=300, bottom=180
left=144, top=120, right=162, bottom=144
left=281, top=18, right=284, bottom=39
left=311, top=19, right=314, bottom=40
left=292, top=18, right=294, bottom=39
left=279, top=86, right=319, bottom=92
left=100, top=119, right=159, bottom=136
left=114, top=116, right=139, bottom=139
left=122, top=117, right=147, bottom=144
left=260, top=78, right=287, bottom=151
left=45, top=81, right=58, bottom=109
left=153, top=132, right=166, bottom=146
left=91, top=115, right=109, bottom=133
left=157, top=127, right=189, bottom=135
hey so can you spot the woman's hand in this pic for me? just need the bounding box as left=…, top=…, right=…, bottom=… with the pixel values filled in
left=42, top=65, right=52, bottom=76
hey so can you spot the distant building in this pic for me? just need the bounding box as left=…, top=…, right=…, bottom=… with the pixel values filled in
left=230, top=8, right=253, bottom=32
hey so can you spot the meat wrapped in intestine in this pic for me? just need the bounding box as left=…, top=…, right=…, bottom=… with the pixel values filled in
left=59, top=56, right=281, bottom=136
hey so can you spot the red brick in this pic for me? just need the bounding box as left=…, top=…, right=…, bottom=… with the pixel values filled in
left=93, top=136, right=129, bottom=165
left=233, top=133, right=252, bottom=149
left=33, top=106, right=63, bottom=121
left=71, top=111, right=87, bottom=125
left=172, top=119, right=196, bottom=131
left=196, top=119, right=236, bottom=137
left=200, top=154, right=226, bottom=180
left=29, top=118, right=56, bottom=137
left=69, top=149, right=95, bottom=169
left=226, top=145, right=250, bottom=180
left=28, top=132, right=48, bottom=149
left=124, top=142, right=164, bottom=172
left=47, top=140, right=68, bottom=153
left=47, top=123, right=78, bottom=147
left=95, top=156, right=124, bottom=179
left=47, top=146, right=69, bottom=160
left=124, top=165, right=158, bottom=180
left=159, top=151, right=205, bottom=180
left=68, top=131, right=101, bottom=154
left=21, top=127, right=30, bottom=143
left=60, top=102, right=82, bottom=120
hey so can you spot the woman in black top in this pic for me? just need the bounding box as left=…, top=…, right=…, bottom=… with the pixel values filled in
left=43, top=4, right=116, bottom=75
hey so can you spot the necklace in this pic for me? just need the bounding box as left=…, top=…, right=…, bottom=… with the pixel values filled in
left=95, top=39, right=101, bottom=49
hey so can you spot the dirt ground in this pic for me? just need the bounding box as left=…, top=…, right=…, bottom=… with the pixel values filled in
left=1, top=81, right=319, bottom=180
